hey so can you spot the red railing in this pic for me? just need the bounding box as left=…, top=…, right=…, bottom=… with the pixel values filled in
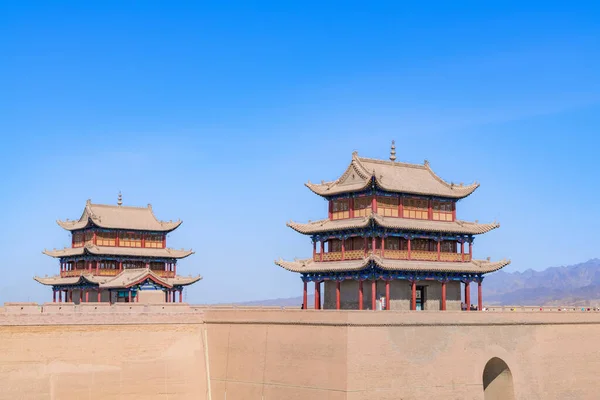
left=312, top=250, right=472, bottom=263
left=59, top=269, right=176, bottom=278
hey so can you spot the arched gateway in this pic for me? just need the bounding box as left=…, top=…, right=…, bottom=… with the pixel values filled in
left=483, top=357, right=515, bottom=400
left=275, top=143, right=510, bottom=311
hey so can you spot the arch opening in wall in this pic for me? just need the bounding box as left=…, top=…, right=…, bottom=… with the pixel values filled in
left=482, top=357, right=515, bottom=400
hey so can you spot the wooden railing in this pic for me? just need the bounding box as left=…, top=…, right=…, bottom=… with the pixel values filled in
left=312, top=250, right=472, bottom=263
left=154, top=270, right=176, bottom=278
left=59, top=269, right=176, bottom=278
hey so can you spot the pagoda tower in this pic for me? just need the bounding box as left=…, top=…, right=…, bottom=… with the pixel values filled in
left=35, top=195, right=201, bottom=304
left=276, top=142, right=509, bottom=311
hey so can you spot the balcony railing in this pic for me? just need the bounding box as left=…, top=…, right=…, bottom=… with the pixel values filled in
left=313, top=250, right=472, bottom=263
left=60, top=269, right=176, bottom=278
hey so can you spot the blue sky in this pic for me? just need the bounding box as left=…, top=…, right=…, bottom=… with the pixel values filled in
left=1, top=2, right=600, bottom=304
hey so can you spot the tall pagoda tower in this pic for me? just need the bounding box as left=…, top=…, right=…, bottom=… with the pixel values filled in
left=35, top=195, right=201, bottom=304
left=276, top=142, right=509, bottom=311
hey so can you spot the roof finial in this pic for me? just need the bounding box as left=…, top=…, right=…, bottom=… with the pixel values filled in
left=117, top=191, right=122, bottom=206
left=390, top=140, right=396, bottom=162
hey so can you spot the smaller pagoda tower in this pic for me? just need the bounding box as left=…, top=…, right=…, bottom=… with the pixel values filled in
left=35, top=195, right=201, bottom=304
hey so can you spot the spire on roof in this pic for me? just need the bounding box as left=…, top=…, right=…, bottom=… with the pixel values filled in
left=390, top=140, right=396, bottom=162
left=117, top=191, right=122, bottom=207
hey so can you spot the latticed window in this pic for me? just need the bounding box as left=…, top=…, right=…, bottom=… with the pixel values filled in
left=150, top=262, right=164, bottom=271
left=329, top=239, right=342, bottom=252
left=73, top=232, right=84, bottom=247
left=84, top=230, right=94, bottom=245
left=376, top=196, right=399, bottom=217
left=432, top=200, right=454, bottom=221
left=120, top=232, right=142, bottom=247
left=412, top=239, right=430, bottom=251
left=353, top=196, right=372, bottom=217
left=145, top=233, right=163, bottom=248
left=384, top=237, right=400, bottom=250
left=403, top=198, right=429, bottom=219
left=123, top=261, right=144, bottom=269
left=96, top=231, right=116, bottom=246
left=98, top=261, right=117, bottom=270
left=332, top=200, right=349, bottom=220
left=441, top=241, right=456, bottom=253
left=349, top=237, right=365, bottom=250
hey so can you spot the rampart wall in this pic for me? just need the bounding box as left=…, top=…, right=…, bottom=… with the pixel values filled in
left=1, top=302, right=599, bottom=399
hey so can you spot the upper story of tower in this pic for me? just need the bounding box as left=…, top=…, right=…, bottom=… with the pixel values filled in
left=56, top=198, right=181, bottom=249
left=305, top=143, right=479, bottom=223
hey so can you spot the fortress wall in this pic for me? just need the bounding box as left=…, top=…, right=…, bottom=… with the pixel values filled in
left=203, top=309, right=600, bottom=400
left=0, top=304, right=208, bottom=400
left=2, top=304, right=600, bottom=399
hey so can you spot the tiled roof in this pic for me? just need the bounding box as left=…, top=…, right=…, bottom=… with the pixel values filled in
left=57, top=200, right=182, bottom=232
left=43, top=245, right=193, bottom=259
left=288, top=213, right=499, bottom=235
left=305, top=152, right=478, bottom=199
left=275, top=254, right=510, bottom=274
left=34, top=268, right=202, bottom=288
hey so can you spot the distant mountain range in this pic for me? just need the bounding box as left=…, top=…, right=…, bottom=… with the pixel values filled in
left=230, top=259, right=600, bottom=307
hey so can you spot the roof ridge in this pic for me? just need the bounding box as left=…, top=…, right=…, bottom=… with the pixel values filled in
left=90, top=202, right=150, bottom=211
left=357, top=155, right=427, bottom=170
left=422, top=162, right=479, bottom=192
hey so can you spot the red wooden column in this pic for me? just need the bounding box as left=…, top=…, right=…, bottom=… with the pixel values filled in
left=371, top=196, right=377, bottom=214
left=178, top=289, right=182, bottom=303
left=469, top=240, right=473, bottom=260
left=303, top=281, right=307, bottom=309
left=313, top=241, right=316, bottom=260
left=363, top=237, right=367, bottom=257
left=314, top=281, right=320, bottom=310
left=115, top=231, right=120, bottom=247
left=398, top=196, right=403, bottom=217
left=96, top=261, right=99, bottom=274
left=411, top=281, right=416, bottom=310
left=371, top=280, right=376, bottom=310
left=437, top=240, right=441, bottom=261
left=441, top=281, right=447, bottom=311
left=58, top=291, right=62, bottom=303
left=452, top=202, right=456, bottom=221
left=358, top=281, right=364, bottom=310
left=85, top=290, right=89, bottom=303
left=371, top=236, right=376, bottom=255
left=461, top=241, right=465, bottom=262
left=97, top=289, right=101, bottom=302
left=385, top=280, right=390, bottom=310
left=119, top=261, right=123, bottom=272
left=407, top=238, right=412, bottom=260
left=93, top=230, right=97, bottom=245
left=328, top=200, right=333, bottom=220
left=336, top=281, right=341, bottom=310
left=173, top=262, right=177, bottom=275
left=341, top=238, right=345, bottom=261
left=128, top=290, right=132, bottom=303
left=320, top=241, right=324, bottom=262
left=52, top=290, right=56, bottom=303
left=478, top=280, right=483, bottom=311
left=349, top=198, right=355, bottom=218
left=162, top=234, right=166, bottom=248
left=428, top=199, right=433, bottom=220
left=88, top=261, right=92, bottom=273
left=141, top=233, right=146, bottom=248
left=381, top=236, right=385, bottom=258
left=465, top=281, right=471, bottom=311
left=69, top=290, right=73, bottom=302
